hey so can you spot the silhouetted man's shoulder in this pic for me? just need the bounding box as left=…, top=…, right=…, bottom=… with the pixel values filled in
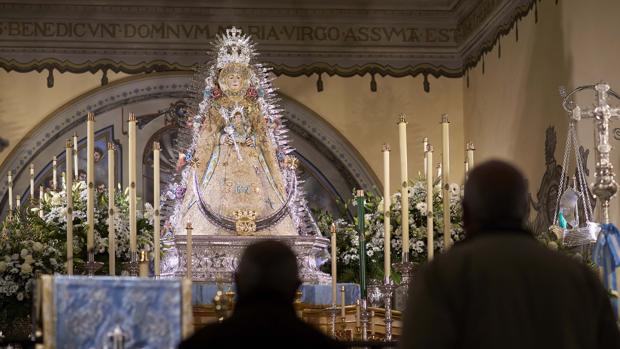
left=178, top=312, right=344, bottom=349
left=400, top=230, right=620, bottom=349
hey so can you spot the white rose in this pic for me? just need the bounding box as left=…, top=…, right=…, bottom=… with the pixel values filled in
left=0, top=261, right=6, bottom=272
left=17, top=292, right=24, bottom=301
left=33, top=242, right=44, bottom=252
left=20, top=263, right=33, bottom=274
left=49, top=258, right=58, bottom=266
left=20, top=249, right=29, bottom=258
left=3, top=255, right=10, bottom=262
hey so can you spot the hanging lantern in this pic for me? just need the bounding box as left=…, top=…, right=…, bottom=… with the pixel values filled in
left=552, top=123, right=599, bottom=247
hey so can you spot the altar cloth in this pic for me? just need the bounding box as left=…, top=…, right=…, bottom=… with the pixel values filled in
left=40, top=276, right=193, bottom=349
left=192, top=282, right=360, bottom=305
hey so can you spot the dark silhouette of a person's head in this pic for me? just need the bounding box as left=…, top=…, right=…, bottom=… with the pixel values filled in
left=463, top=160, right=529, bottom=236
left=235, top=240, right=301, bottom=305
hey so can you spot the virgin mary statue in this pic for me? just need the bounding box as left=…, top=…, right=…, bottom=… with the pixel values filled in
left=166, top=27, right=317, bottom=237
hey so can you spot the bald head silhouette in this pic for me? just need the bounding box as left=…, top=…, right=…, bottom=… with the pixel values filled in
left=235, top=240, right=301, bottom=305
left=463, top=160, right=529, bottom=236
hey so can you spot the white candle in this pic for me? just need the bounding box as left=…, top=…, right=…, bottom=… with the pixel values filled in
left=108, top=142, right=116, bottom=276
left=423, top=137, right=428, bottom=178
left=52, top=156, right=57, bottom=191
left=7, top=171, right=13, bottom=213
left=382, top=144, right=391, bottom=280
left=128, top=113, right=137, bottom=254
left=61, top=172, right=66, bottom=191
left=38, top=185, right=44, bottom=218
left=441, top=114, right=452, bottom=249
left=340, top=286, right=346, bottom=318
left=186, top=222, right=193, bottom=279
left=65, top=140, right=74, bottom=275
left=397, top=114, right=410, bottom=261
left=29, top=164, right=34, bottom=201
left=16, top=195, right=21, bottom=209
left=355, top=299, right=361, bottom=328
left=73, top=133, right=79, bottom=179
left=330, top=223, right=337, bottom=306
left=153, top=141, right=161, bottom=276
left=370, top=310, right=376, bottom=336
left=464, top=161, right=469, bottom=181
left=466, top=142, right=475, bottom=169
left=426, top=146, right=434, bottom=261
left=139, top=250, right=149, bottom=277
left=86, top=113, right=95, bottom=253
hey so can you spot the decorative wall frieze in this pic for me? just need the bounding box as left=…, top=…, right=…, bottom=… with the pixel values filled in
left=0, top=0, right=537, bottom=82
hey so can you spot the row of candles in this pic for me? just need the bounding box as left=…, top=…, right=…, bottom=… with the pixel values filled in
left=5, top=113, right=162, bottom=276
left=330, top=113, right=475, bottom=305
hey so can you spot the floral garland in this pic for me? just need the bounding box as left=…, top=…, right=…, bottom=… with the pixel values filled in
left=0, top=181, right=156, bottom=321
left=315, top=177, right=465, bottom=283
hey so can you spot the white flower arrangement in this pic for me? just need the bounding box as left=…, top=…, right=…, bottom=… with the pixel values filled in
left=1, top=180, right=159, bottom=321
left=315, top=178, right=465, bottom=282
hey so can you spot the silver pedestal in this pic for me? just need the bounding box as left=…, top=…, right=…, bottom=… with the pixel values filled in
left=162, top=235, right=332, bottom=284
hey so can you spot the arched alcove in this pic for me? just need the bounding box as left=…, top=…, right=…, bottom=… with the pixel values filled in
left=0, top=72, right=379, bottom=220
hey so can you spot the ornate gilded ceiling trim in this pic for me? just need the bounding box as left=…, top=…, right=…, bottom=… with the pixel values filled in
left=0, top=0, right=541, bottom=84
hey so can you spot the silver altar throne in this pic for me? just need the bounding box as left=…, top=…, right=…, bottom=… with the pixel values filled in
left=162, top=235, right=332, bottom=284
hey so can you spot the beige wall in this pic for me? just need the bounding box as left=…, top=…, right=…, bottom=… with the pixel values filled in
left=0, top=70, right=129, bottom=166
left=275, top=75, right=465, bottom=190
left=464, top=0, right=620, bottom=224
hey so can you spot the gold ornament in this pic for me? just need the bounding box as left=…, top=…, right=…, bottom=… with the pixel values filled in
left=233, top=209, right=257, bottom=235
left=284, top=155, right=299, bottom=170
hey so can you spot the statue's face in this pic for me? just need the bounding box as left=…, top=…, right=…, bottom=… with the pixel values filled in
left=226, top=72, right=242, bottom=91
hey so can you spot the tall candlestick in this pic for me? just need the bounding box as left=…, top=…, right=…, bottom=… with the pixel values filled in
left=65, top=140, right=74, bottom=275
left=73, top=133, right=79, bottom=179
left=330, top=223, right=337, bottom=306
left=139, top=250, right=149, bottom=277
left=441, top=114, right=452, bottom=249
left=29, top=164, right=35, bottom=201
left=355, top=300, right=361, bottom=328
left=108, top=142, right=116, bottom=276
left=426, top=146, right=434, bottom=260
left=52, top=156, right=57, bottom=191
left=186, top=222, right=193, bottom=279
left=370, top=310, right=376, bottom=336
left=397, top=114, right=410, bottom=261
left=382, top=144, right=391, bottom=280
left=7, top=171, right=13, bottom=213
left=423, top=137, right=428, bottom=178
left=437, top=162, right=442, bottom=188
left=128, top=113, right=137, bottom=253
left=464, top=161, right=470, bottom=181
left=38, top=185, right=44, bottom=218
left=356, top=189, right=367, bottom=299
left=86, top=113, right=95, bottom=253
left=340, top=286, right=346, bottom=318
left=466, top=142, right=475, bottom=170
left=16, top=195, right=21, bottom=209
left=153, top=141, right=161, bottom=276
